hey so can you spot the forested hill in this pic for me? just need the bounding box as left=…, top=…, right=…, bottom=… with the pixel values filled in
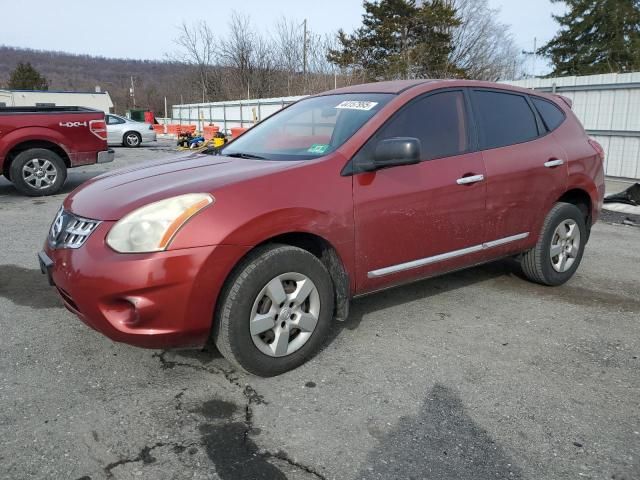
left=0, top=46, right=198, bottom=114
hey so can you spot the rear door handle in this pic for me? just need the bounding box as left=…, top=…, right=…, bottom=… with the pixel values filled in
left=544, top=159, right=565, bottom=168
left=456, top=174, right=485, bottom=185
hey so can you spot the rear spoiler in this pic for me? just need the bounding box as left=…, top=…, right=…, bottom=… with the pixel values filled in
left=554, top=94, right=573, bottom=109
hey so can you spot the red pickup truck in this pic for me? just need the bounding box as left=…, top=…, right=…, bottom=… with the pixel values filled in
left=0, top=106, right=113, bottom=196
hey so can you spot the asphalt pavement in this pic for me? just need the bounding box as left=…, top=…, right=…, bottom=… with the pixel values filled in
left=1, top=140, right=638, bottom=480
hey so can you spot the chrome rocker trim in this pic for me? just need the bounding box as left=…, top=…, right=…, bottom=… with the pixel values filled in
left=368, top=232, right=530, bottom=279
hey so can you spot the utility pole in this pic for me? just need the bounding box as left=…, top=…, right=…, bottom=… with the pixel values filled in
left=130, top=76, right=136, bottom=109
left=522, top=37, right=538, bottom=78
left=164, top=96, right=168, bottom=134
left=303, top=19, right=308, bottom=93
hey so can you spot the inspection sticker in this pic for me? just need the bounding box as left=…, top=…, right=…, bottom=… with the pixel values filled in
left=307, top=144, right=330, bottom=154
left=335, top=100, right=378, bottom=111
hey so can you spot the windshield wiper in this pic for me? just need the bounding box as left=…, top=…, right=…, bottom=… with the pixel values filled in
left=224, top=152, right=266, bottom=160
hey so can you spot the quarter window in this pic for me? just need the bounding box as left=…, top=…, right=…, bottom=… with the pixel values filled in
left=532, top=97, right=565, bottom=131
left=107, top=115, right=125, bottom=125
left=472, top=90, right=539, bottom=149
left=369, top=91, right=469, bottom=161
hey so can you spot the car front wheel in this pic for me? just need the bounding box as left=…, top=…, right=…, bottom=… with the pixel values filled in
left=521, top=202, right=587, bottom=286
left=214, top=244, right=335, bottom=376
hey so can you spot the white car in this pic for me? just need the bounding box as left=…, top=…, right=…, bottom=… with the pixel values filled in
left=106, top=114, right=157, bottom=148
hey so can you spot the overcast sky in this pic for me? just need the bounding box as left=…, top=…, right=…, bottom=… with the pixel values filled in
left=1, top=0, right=565, bottom=76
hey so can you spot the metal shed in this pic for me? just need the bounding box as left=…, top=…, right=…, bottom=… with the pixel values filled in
left=504, top=72, right=640, bottom=180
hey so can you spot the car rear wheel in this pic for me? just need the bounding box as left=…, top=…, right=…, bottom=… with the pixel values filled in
left=123, top=132, right=141, bottom=148
left=10, top=148, right=67, bottom=196
left=520, top=202, right=587, bottom=286
left=214, top=244, right=335, bottom=376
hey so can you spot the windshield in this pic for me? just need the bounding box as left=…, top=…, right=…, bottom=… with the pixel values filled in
left=221, top=93, right=393, bottom=161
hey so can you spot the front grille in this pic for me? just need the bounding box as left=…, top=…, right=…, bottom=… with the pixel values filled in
left=49, top=209, right=100, bottom=249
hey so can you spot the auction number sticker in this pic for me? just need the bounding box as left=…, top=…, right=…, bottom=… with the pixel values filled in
left=335, top=100, right=379, bottom=111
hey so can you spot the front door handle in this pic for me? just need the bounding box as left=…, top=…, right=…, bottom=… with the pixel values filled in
left=544, top=159, right=565, bottom=168
left=456, top=174, right=485, bottom=185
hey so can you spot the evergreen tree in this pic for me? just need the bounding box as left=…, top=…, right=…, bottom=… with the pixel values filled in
left=328, top=0, right=462, bottom=81
left=540, top=0, right=640, bottom=75
left=8, top=62, right=49, bottom=90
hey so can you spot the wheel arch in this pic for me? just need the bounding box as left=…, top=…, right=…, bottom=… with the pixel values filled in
left=557, top=188, right=592, bottom=227
left=255, top=232, right=350, bottom=322
left=3, top=140, right=70, bottom=180
left=216, top=231, right=350, bottom=327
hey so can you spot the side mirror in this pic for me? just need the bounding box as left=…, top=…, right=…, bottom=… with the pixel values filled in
left=373, top=137, right=421, bottom=169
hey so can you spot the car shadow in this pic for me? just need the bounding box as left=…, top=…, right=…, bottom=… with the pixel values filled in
left=331, top=257, right=523, bottom=337
left=357, top=383, right=523, bottom=479
left=181, top=258, right=524, bottom=366
left=0, top=264, right=62, bottom=309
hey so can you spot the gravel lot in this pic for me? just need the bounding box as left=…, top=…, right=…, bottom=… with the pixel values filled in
left=1, top=140, right=639, bottom=480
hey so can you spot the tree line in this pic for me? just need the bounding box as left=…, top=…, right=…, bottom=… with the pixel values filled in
left=2, top=0, right=639, bottom=113
left=173, top=0, right=523, bottom=102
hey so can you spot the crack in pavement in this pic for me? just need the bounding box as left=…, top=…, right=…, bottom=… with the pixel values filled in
left=103, top=440, right=201, bottom=479
left=152, top=350, right=327, bottom=480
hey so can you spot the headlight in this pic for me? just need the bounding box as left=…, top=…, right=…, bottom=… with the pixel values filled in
left=106, top=193, right=214, bottom=253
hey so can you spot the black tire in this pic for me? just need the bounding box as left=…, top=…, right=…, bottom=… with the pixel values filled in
left=9, top=148, right=67, bottom=196
left=214, top=244, right=335, bottom=377
left=123, top=131, right=142, bottom=148
left=521, top=202, right=587, bottom=286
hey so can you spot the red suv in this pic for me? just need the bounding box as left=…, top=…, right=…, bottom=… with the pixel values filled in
left=40, top=80, right=605, bottom=376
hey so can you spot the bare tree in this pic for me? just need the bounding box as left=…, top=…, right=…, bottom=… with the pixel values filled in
left=447, top=0, right=523, bottom=80
left=172, top=21, right=223, bottom=102
left=172, top=12, right=385, bottom=103
left=274, top=17, right=304, bottom=95
left=220, top=12, right=257, bottom=99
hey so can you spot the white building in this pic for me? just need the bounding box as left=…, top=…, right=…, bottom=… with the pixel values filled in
left=503, top=72, right=640, bottom=180
left=0, top=89, right=113, bottom=112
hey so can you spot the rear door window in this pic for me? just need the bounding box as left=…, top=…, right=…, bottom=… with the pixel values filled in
left=472, top=90, right=539, bottom=149
left=531, top=97, right=565, bottom=132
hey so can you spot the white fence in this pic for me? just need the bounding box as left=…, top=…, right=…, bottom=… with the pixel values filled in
left=504, top=72, right=640, bottom=180
left=171, top=96, right=305, bottom=133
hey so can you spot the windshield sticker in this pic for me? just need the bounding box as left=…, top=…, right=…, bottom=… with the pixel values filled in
left=335, top=100, right=378, bottom=111
left=307, top=144, right=330, bottom=154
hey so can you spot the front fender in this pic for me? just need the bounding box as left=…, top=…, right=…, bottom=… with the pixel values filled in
left=171, top=205, right=352, bottom=252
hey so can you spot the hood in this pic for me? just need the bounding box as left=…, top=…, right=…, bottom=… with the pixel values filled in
left=64, top=152, right=301, bottom=220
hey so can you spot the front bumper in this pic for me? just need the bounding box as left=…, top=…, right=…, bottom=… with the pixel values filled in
left=97, top=149, right=115, bottom=163
left=40, top=223, right=249, bottom=349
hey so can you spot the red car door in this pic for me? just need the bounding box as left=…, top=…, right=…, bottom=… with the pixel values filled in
left=470, top=89, right=568, bottom=256
left=351, top=90, right=489, bottom=293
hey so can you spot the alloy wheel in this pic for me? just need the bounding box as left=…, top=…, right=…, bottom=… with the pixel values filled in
left=550, top=219, right=581, bottom=273
left=249, top=272, right=320, bottom=357
left=126, top=133, right=140, bottom=146
left=22, top=158, right=57, bottom=190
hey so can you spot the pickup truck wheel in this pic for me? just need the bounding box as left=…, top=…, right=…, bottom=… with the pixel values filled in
left=123, top=132, right=141, bottom=148
left=10, top=148, right=67, bottom=196
left=214, top=244, right=335, bottom=377
left=520, top=202, right=587, bottom=286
